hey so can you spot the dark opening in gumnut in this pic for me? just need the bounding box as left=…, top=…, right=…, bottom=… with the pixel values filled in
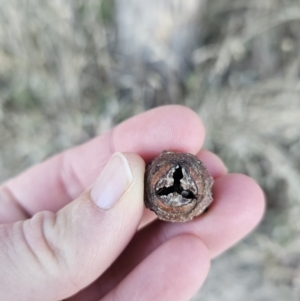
left=156, top=165, right=195, bottom=199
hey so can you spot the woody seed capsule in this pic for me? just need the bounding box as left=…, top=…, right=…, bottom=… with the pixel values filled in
left=144, top=151, right=214, bottom=222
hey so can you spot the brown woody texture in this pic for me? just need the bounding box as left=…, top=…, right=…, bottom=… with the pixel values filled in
left=144, top=151, right=213, bottom=222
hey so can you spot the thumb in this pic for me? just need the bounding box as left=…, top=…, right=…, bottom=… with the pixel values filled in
left=0, top=152, right=145, bottom=301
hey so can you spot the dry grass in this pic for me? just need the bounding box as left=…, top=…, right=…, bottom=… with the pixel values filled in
left=1, top=0, right=300, bottom=300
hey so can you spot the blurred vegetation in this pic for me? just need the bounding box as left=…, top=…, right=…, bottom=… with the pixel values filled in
left=0, top=0, right=300, bottom=300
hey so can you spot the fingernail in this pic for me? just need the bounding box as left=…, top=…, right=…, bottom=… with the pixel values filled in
left=91, top=152, right=133, bottom=210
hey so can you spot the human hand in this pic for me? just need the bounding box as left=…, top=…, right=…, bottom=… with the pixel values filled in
left=0, top=106, right=265, bottom=301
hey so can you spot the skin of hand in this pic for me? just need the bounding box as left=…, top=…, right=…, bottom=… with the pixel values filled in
left=0, top=105, right=265, bottom=301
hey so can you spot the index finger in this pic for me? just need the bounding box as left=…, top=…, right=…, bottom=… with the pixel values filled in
left=0, top=105, right=205, bottom=222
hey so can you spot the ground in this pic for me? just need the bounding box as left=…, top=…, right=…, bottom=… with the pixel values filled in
left=0, top=0, right=300, bottom=300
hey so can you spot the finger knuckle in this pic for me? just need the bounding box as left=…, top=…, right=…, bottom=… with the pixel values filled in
left=21, top=211, right=80, bottom=291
